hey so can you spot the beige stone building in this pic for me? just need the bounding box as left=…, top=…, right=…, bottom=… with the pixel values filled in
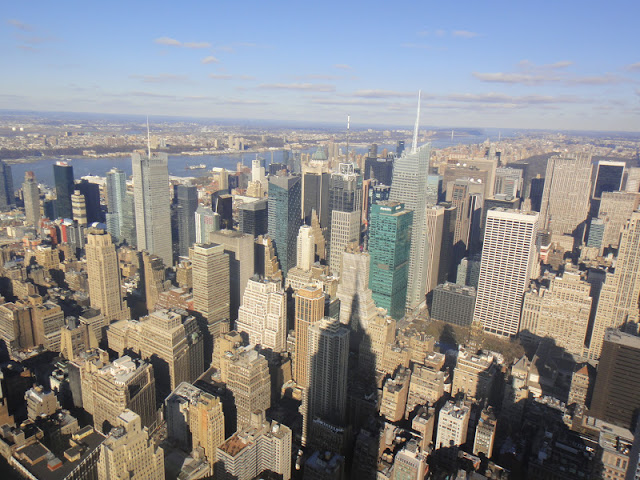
left=97, top=410, right=164, bottom=480
left=226, top=348, right=271, bottom=429
left=405, top=364, right=445, bottom=418
left=380, top=367, right=410, bottom=422
left=598, top=191, right=640, bottom=250
left=451, top=347, right=498, bottom=401
left=293, top=285, right=325, bottom=388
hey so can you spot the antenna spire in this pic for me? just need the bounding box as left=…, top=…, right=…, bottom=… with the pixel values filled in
left=411, top=90, right=421, bottom=154
left=346, top=115, right=350, bottom=163
left=146, top=116, right=151, bottom=158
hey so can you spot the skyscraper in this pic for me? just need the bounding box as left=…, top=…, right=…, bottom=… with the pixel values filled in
left=0, top=160, right=14, bottom=211
left=53, top=161, right=74, bottom=219
left=238, top=198, right=268, bottom=236
left=592, top=160, right=625, bottom=200
left=175, top=184, right=198, bottom=257
left=190, top=244, right=230, bottom=350
left=86, top=228, right=129, bottom=322
left=121, top=191, right=137, bottom=247
left=293, top=285, right=325, bottom=387
left=297, top=225, right=315, bottom=271
left=389, top=143, right=432, bottom=310
left=22, top=171, right=40, bottom=226
left=226, top=348, right=271, bottom=429
left=195, top=205, right=219, bottom=244
left=473, top=209, right=539, bottom=337
left=587, top=212, right=640, bottom=359
left=329, top=209, right=360, bottom=276
left=590, top=329, right=640, bottom=429
left=97, top=410, right=164, bottom=480
left=539, top=153, right=592, bottom=238
left=236, top=276, right=287, bottom=353
left=76, top=178, right=103, bottom=223
left=71, top=190, right=87, bottom=226
left=368, top=202, right=413, bottom=320
left=132, top=150, right=172, bottom=266
left=305, top=317, right=349, bottom=444
left=268, top=175, right=301, bottom=276
left=327, top=164, right=362, bottom=257
left=106, top=168, right=127, bottom=241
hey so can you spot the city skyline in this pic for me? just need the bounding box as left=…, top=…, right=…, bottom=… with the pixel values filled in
left=1, top=1, right=639, bottom=131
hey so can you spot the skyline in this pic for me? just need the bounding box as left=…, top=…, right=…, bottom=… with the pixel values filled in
left=1, top=1, right=640, bottom=131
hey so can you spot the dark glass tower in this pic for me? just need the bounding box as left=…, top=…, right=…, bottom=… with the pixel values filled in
left=176, top=185, right=198, bottom=257
left=53, top=162, right=75, bottom=219
left=238, top=199, right=268, bottom=236
left=76, top=179, right=103, bottom=223
left=0, top=160, right=14, bottom=211
left=268, top=175, right=301, bottom=277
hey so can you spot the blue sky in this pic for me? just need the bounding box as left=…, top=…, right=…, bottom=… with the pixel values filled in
left=2, top=1, right=639, bottom=131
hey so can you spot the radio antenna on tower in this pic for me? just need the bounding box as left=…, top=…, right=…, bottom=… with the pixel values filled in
left=146, top=116, right=151, bottom=158
left=411, top=90, right=421, bottom=154
left=346, top=115, right=350, bottom=162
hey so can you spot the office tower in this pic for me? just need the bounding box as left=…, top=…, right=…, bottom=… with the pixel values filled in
left=451, top=347, right=497, bottom=401
left=0, top=302, right=35, bottom=356
left=53, top=161, right=74, bottom=219
left=494, top=167, right=523, bottom=198
left=107, top=309, right=204, bottom=396
left=303, top=171, right=330, bottom=228
left=439, top=203, right=457, bottom=283
left=121, top=191, right=137, bottom=247
left=392, top=440, right=429, bottom=480
left=593, top=160, right=625, bottom=199
left=216, top=413, right=292, bottom=480
left=590, top=330, right=640, bottom=429
left=268, top=175, right=301, bottom=276
left=132, top=149, right=172, bottom=266
left=86, top=228, right=129, bottom=322
left=97, top=410, right=164, bottom=480
left=25, top=386, right=59, bottom=420
left=380, top=367, right=410, bottom=422
left=368, top=202, right=413, bottom=319
left=406, top=364, right=445, bottom=417
left=31, top=301, right=65, bottom=352
left=176, top=184, right=198, bottom=257
left=190, top=244, right=230, bottom=343
left=447, top=178, right=484, bottom=258
left=588, top=212, right=640, bottom=359
left=329, top=210, right=360, bottom=276
left=473, top=409, right=497, bottom=458
left=396, top=140, right=405, bottom=157
left=568, top=364, right=594, bottom=407
left=389, top=143, right=431, bottom=310
left=88, top=356, right=156, bottom=433
left=60, top=320, right=98, bottom=360
left=251, top=157, right=267, bottom=193
left=327, top=164, right=362, bottom=252
left=71, top=190, right=87, bottom=226
left=294, top=285, right=325, bottom=387
left=76, top=178, right=103, bottom=223
left=435, top=401, right=470, bottom=451
left=473, top=209, right=539, bottom=337
left=226, top=349, right=271, bottom=429
left=336, top=248, right=378, bottom=338
left=236, top=277, right=287, bottom=353
left=105, top=168, right=126, bottom=241
left=456, top=255, right=481, bottom=287
left=364, top=156, right=394, bottom=185
left=165, top=382, right=225, bottom=469
left=529, top=176, right=545, bottom=212
left=142, top=251, right=168, bottom=313
left=423, top=206, right=445, bottom=299
left=212, top=192, right=233, bottom=229
left=625, top=167, right=640, bottom=193
left=297, top=225, right=315, bottom=271
left=426, top=174, right=443, bottom=206
left=238, top=198, right=268, bottom=236
left=210, top=230, right=255, bottom=322
left=430, top=283, right=476, bottom=327
left=520, top=268, right=592, bottom=357
left=598, top=191, right=640, bottom=250
left=195, top=205, right=220, bottom=243
left=0, top=160, right=14, bottom=211
left=539, top=153, right=592, bottom=238
left=305, top=318, right=349, bottom=445
left=22, top=171, right=40, bottom=225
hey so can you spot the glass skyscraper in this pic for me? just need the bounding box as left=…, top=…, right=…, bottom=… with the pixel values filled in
left=106, top=168, right=127, bottom=241
left=368, top=201, right=413, bottom=319
left=268, top=175, right=301, bottom=277
left=53, top=161, right=74, bottom=219
left=175, top=184, right=198, bottom=257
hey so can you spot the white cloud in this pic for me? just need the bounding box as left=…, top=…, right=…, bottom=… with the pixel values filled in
left=351, top=90, right=416, bottom=98
left=452, top=30, right=479, bottom=38
left=258, top=83, right=335, bottom=92
left=130, top=74, right=189, bottom=83
left=333, top=64, right=352, bottom=70
left=209, top=74, right=233, bottom=79
left=154, top=37, right=211, bottom=49
left=625, top=62, right=640, bottom=72
left=7, top=19, right=34, bottom=31
left=202, top=56, right=220, bottom=64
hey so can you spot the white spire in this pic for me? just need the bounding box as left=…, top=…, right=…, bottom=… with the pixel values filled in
left=346, top=114, right=350, bottom=162
left=411, top=90, right=421, bottom=154
left=146, top=115, right=151, bottom=158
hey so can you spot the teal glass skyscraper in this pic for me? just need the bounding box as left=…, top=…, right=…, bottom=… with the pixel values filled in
left=268, top=175, right=301, bottom=277
left=368, top=201, right=413, bottom=319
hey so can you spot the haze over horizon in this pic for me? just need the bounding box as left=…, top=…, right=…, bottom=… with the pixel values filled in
left=2, top=1, right=639, bottom=131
